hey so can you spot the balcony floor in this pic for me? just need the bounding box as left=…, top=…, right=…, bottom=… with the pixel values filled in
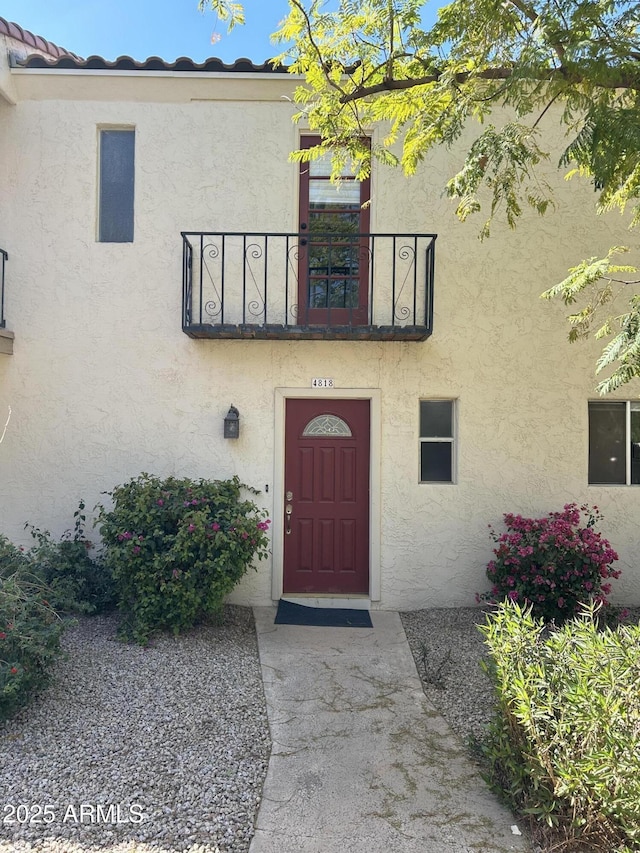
left=0, top=328, right=14, bottom=355
left=183, top=323, right=431, bottom=341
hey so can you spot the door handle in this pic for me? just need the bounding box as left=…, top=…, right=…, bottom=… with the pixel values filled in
left=285, top=503, right=293, bottom=535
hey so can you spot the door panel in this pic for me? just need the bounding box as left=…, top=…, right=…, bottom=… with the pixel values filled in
left=298, top=519, right=314, bottom=571
left=298, top=136, right=371, bottom=326
left=299, top=448, right=314, bottom=501
left=319, top=447, right=335, bottom=501
left=341, top=448, right=357, bottom=501
left=283, top=398, right=370, bottom=595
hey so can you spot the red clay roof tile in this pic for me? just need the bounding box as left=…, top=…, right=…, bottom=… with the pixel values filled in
left=14, top=53, right=288, bottom=73
left=0, top=16, right=81, bottom=60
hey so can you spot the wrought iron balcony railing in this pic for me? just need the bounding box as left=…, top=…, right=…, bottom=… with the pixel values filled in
left=0, top=248, right=6, bottom=329
left=182, top=232, right=436, bottom=341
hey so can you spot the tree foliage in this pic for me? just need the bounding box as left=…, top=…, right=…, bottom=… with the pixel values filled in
left=205, top=0, right=640, bottom=392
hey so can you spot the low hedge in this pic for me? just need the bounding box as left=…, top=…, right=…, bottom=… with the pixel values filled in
left=0, top=538, right=64, bottom=719
left=480, top=601, right=640, bottom=852
left=0, top=505, right=115, bottom=720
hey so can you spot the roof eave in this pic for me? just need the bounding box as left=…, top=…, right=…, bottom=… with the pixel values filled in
left=12, top=54, right=291, bottom=74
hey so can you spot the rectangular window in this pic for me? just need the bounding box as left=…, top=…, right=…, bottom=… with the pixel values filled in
left=98, top=128, right=135, bottom=243
left=588, top=401, right=640, bottom=485
left=420, top=400, right=455, bottom=483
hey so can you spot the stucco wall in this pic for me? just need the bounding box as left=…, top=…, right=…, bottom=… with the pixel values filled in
left=0, top=67, right=639, bottom=609
left=0, top=31, right=74, bottom=103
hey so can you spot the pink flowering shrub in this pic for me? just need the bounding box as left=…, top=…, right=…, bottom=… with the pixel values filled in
left=478, top=503, right=620, bottom=622
left=98, top=474, right=270, bottom=644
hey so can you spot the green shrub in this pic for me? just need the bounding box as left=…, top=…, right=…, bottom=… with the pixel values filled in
left=479, top=601, right=640, bottom=852
left=97, top=473, right=270, bottom=644
left=0, top=539, right=64, bottom=719
left=478, top=503, right=620, bottom=622
left=25, top=500, right=116, bottom=615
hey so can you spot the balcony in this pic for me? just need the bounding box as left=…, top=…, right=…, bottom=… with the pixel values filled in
left=181, top=232, right=436, bottom=341
left=0, top=249, right=12, bottom=355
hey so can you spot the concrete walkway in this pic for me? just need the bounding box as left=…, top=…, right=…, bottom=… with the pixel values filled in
left=250, top=607, right=531, bottom=853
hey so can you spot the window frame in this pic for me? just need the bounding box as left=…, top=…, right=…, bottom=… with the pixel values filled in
left=97, top=126, right=135, bottom=244
left=419, top=399, right=457, bottom=484
left=588, top=400, right=640, bottom=486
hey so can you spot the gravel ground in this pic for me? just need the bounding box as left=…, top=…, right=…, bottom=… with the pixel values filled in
left=4, top=604, right=637, bottom=853
left=0, top=606, right=271, bottom=853
left=400, top=607, right=496, bottom=745
left=402, top=606, right=640, bottom=853
left=401, top=605, right=640, bottom=747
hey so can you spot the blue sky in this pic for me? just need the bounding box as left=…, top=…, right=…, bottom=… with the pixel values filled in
left=1, top=0, right=292, bottom=63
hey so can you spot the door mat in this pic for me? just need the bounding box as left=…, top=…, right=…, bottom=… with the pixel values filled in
left=275, top=599, right=373, bottom=628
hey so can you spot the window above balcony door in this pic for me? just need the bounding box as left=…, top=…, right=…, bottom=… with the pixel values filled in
left=298, top=135, right=371, bottom=326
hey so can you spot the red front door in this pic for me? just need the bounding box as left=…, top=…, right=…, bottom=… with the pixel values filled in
left=298, top=135, right=371, bottom=326
left=283, top=399, right=370, bottom=595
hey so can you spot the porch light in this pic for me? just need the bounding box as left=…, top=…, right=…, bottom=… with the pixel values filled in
left=224, top=405, right=240, bottom=439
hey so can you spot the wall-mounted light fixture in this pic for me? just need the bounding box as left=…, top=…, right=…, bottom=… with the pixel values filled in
left=224, top=405, right=240, bottom=439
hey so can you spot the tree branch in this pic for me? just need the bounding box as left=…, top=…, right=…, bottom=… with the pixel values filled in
left=388, top=0, right=394, bottom=82
left=289, top=0, right=346, bottom=96
left=338, top=65, right=640, bottom=104
left=506, top=0, right=566, bottom=61
left=0, top=406, right=11, bottom=445
left=532, top=90, right=565, bottom=129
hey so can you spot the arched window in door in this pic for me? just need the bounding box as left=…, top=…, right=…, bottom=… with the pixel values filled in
left=302, top=414, right=352, bottom=437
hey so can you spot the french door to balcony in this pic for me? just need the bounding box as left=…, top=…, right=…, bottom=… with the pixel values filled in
left=298, top=135, right=370, bottom=326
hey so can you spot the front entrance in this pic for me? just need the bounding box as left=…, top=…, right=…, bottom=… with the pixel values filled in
left=283, top=398, right=370, bottom=595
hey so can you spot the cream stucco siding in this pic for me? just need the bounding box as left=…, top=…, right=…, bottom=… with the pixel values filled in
left=0, top=62, right=639, bottom=609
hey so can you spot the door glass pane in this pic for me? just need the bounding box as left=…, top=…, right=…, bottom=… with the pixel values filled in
left=309, top=212, right=360, bottom=234
left=308, top=242, right=360, bottom=275
left=309, top=280, right=328, bottom=308
left=309, top=152, right=356, bottom=178
left=309, top=278, right=359, bottom=309
left=420, top=442, right=452, bottom=482
left=588, top=402, right=626, bottom=484
left=420, top=401, right=453, bottom=438
left=329, top=279, right=359, bottom=308
left=632, top=404, right=640, bottom=484
left=303, top=415, right=352, bottom=437
left=309, top=211, right=360, bottom=247
left=309, top=180, right=361, bottom=207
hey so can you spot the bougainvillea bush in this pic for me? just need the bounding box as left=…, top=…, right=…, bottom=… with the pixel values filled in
left=97, top=473, right=270, bottom=644
left=478, top=503, right=620, bottom=623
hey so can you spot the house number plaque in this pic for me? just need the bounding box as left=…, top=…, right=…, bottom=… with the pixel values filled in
left=311, top=378, right=334, bottom=388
